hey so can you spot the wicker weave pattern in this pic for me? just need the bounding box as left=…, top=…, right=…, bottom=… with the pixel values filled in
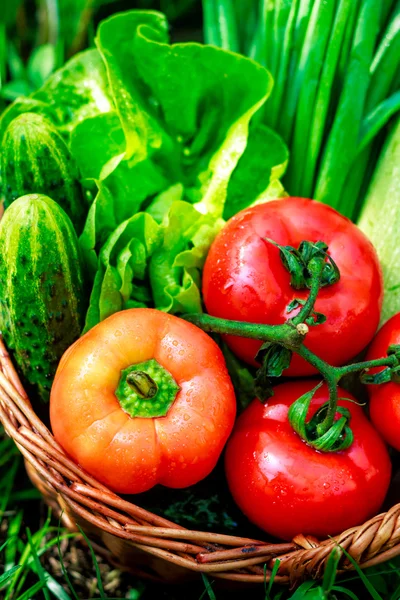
left=0, top=338, right=400, bottom=586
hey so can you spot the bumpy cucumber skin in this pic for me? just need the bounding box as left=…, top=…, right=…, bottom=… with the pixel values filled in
left=1, top=113, right=85, bottom=232
left=0, top=194, right=86, bottom=403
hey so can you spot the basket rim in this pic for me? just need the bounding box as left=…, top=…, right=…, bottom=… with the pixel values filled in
left=1, top=336, right=399, bottom=587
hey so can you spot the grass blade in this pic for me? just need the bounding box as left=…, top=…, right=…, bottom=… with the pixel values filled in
left=29, top=564, right=73, bottom=600
left=4, top=510, right=23, bottom=571
left=287, top=580, right=316, bottom=598
left=76, top=524, right=106, bottom=598
left=201, top=573, right=216, bottom=600
left=337, top=545, right=384, bottom=600
left=331, top=587, right=360, bottom=600
left=322, top=547, right=341, bottom=592
left=57, top=519, right=80, bottom=600
left=10, top=514, right=53, bottom=599
left=16, top=580, right=48, bottom=600
left=267, top=559, right=281, bottom=598
left=0, top=457, right=19, bottom=518
left=9, top=489, right=42, bottom=502
left=390, top=580, right=400, bottom=600
left=0, top=539, right=12, bottom=553
left=314, top=0, right=381, bottom=210
left=0, top=565, right=21, bottom=588
left=26, top=527, right=51, bottom=600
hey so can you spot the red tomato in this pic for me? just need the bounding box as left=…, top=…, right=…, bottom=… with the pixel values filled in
left=224, top=381, right=391, bottom=541
left=203, top=198, right=383, bottom=376
left=366, top=313, right=400, bottom=451
left=50, top=309, right=236, bottom=494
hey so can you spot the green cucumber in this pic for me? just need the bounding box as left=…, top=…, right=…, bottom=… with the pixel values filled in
left=1, top=112, right=85, bottom=232
left=0, top=193, right=87, bottom=403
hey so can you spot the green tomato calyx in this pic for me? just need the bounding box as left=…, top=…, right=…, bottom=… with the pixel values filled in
left=116, top=359, right=180, bottom=419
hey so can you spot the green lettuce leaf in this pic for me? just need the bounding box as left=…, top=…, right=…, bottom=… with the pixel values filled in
left=79, top=182, right=118, bottom=281
left=149, top=201, right=223, bottom=313
left=71, top=111, right=169, bottom=224
left=224, top=123, right=289, bottom=219
left=0, top=49, right=113, bottom=141
left=96, top=10, right=273, bottom=219
left=84, top=200, right=222, bottom=331
left=70, top=112, right=125, bottom=181
left=145, top=184, right=185, bottom=223
left=33, top=49, right=113, bottom=133
left=83, top=211, right=162, bottom=333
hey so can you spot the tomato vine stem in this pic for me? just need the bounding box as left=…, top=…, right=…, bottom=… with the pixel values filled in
left=183, top=309, right=400, bottom=452
left=182, top=315, right=307, bottom=349
left=292, top=258, right=324, bottom=325
left=184, top=242, right=399, bottom=452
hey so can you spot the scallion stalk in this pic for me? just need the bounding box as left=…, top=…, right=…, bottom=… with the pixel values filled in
left=314, top=0, right=381, bottom=209
left=300, top=0, right=353, bottom=198
left=285, top=0, right=337, bottom=194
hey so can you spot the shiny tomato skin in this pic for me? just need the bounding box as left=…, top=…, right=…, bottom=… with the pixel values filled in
left=224, top=380, right=391, bottom=541
left=203, top=198, right=383, bottom=376
left=50, top=309, right=236, bottom=494
left=366, top=313, right=400, bottom=451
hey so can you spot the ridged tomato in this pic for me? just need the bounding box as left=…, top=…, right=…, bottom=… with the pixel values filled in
left=50, top=309, right=236, bottom=494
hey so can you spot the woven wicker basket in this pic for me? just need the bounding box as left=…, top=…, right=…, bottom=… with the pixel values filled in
left=1, top=339, right=400, bottom=587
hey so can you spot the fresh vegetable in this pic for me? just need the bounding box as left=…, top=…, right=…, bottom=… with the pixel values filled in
left=203, top=0, right=400, bottom=219
left=0, top=194, right=86, bottom=403
left=358, top=117, right=400, bottom=324
left=50, top=308, right=236, bottom=494
left=1, top=113, right=85, bottom=231
left=365, top=312, right=400, bottom=451
left=224, top=380, right=391, bottom=541
left=202, top=197, right=383, bottom=376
